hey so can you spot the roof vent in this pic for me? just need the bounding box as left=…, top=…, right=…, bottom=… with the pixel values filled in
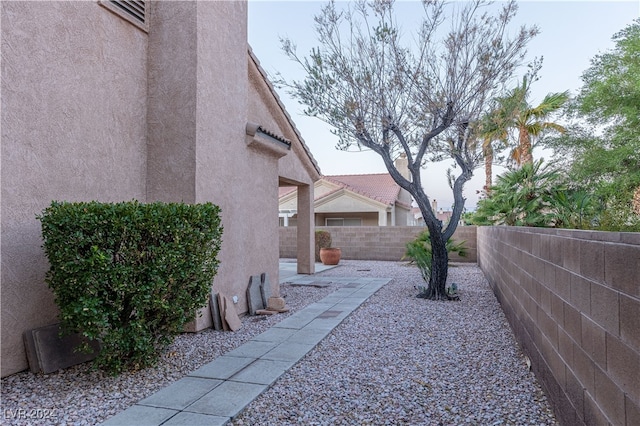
left=100, top=1, right=148, bottom=31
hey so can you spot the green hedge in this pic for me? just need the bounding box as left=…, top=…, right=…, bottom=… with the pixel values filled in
left=38, top=201, right=223, bottom=374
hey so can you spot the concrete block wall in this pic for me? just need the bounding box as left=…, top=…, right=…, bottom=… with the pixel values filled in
left=279, top=226, right=477, bottom=263
left=477, top=227, right=640, bottom=426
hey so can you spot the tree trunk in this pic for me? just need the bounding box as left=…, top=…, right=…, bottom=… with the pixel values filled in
left=425, top=230, right=450, bottom=300
left=484, top=143, right=493, bottom=194
left=413, top=205, right=453, bottom=300
left=518, top=126, right=533, bottom=166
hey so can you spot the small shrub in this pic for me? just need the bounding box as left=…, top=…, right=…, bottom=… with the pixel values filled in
left=315, top=230, right=332, bottom=262
left=403, top=230, right=467, bottom=286
left=38, top=201, right=223, bottom=374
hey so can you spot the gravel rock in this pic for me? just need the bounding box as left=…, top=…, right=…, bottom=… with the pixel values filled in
left=1, top=261, right=558, bottom=425
left=231, top=261, right=558, bottom=426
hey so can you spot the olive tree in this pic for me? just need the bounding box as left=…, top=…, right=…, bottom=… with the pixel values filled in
left=279, top=0, right=537, bottom=299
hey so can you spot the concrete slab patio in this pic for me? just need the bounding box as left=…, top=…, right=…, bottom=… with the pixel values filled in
left=102, top=262, right=389, bottom=426
left=277, top=259, right=337, bottom=282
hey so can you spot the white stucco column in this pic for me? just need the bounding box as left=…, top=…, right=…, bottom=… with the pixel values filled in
left=297, top=184, right=315, bottom=274
left=378, top=208, right=388, bottom=226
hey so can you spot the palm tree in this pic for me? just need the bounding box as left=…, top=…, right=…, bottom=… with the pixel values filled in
left=478, top=103, right=510, bottom=193
left=492, top=76, right=570, bottom=166
left=471, top=160, right=558, bottom=226
left=470, top=160, right=601, bottom=229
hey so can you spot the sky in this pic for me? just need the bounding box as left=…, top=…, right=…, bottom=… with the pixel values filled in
left=248, top=0, right=640, bottom=210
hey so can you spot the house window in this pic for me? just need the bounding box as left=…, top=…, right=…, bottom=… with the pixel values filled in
left=325, top=218, right=362, bottom=226
left=100, top=1, right=148, bottom=32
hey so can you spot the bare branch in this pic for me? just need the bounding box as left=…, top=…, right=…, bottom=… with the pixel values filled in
left=278, top=0, right=537, bottom=292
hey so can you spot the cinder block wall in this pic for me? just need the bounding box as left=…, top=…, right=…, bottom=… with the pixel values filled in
left=279, top=226, right=477, bottom=263
left=477, top=227, right=640, bottom=426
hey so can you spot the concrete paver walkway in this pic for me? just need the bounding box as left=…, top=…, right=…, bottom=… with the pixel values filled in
left=103, top=263, right=390, bottom=426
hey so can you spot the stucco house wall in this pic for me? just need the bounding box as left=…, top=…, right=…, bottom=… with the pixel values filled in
left=248, top=53, right=319, bottom=185
left=315, top=192, right=385, bottom=214
left=248, top=50, right=321, bottom=277
left=1, top=1, right=319, bottom=377
left=1, top=1, right=148, bottom=377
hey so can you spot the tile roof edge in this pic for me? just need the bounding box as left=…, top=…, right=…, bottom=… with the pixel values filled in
left=321, top=177, right=392, bottom=206
left=248, top=46, right=321, bottom=176
left=322, top=175, right=398, bottom=206
left=246, top=122, right=292, bottom=147
left=315, top=187, right=390, bottom=208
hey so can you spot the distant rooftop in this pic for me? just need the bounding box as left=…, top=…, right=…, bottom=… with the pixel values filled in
left=280, top=173, right=411, bottom=208
left=321, top=173, right=402, bottom=206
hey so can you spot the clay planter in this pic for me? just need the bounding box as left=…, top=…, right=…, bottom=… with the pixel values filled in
left=319, top=247, right=341, bottom=265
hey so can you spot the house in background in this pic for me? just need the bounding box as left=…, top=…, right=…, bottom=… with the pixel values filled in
left=280, top=155, right=413, bottom=226
left=1, top=1, right=320, bottom=377
left=410, top=199, right=456, bottom=226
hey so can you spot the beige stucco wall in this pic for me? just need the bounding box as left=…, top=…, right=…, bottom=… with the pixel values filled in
left=147, top=1, right=197, bottom=203
left=248, top=47, right=320, bottom=291
left=279, top=192, right=297, bottom=211
left=315, top=181, right=337, bottom=198
left=285, top=179, right=412, bottom=226
left=1, top=1, right=319, bottom=377
left=285, top=190, right=411, bottom=226
left=146, top=0, right=261, bottom=331
left=283, top=192, right=412, bottom=226
left=316, top=193, right=385, bottom=214
left=247, top=53, right=319, bottom=188
left=148, top=1, right=289, bottom=331
left=394, top=204, right=411, bottom=226
left=1, top=1, right=148, bottom=377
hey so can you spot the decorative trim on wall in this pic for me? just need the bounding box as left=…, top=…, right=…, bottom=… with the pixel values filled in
left=245, top=122, right=291, bottom=158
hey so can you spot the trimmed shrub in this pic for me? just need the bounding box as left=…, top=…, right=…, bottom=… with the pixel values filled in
left=314, top=230, right=332, bottom=262
left=38, top=201, right=223, bottom=374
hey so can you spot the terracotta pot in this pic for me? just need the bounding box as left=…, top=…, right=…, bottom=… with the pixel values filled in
left=319, top=247, right=341, bottom=265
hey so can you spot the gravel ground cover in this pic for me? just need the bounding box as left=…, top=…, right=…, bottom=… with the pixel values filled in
left=1, top=261, right=557, bottom=425
left=232, top=261, right=558, bottom=426
left=1, top=274, right=336, bottom=425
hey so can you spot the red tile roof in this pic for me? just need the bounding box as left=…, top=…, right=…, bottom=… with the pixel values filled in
left=279, top=186, right=297, bottom=198
left=280, top=173, right=411, bottom=208
left=321, top=173, right=401, bottom=206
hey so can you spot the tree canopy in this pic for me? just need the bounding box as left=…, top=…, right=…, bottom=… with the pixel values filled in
left=548, top=19, right=640, bottom=229
left=477, top=63, right=568, bottom=192
left=492, top=73, right=569, bottom=166
left=278, top=0, right=537, bottom=298
left=475, top=19, right=640, bottom=232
